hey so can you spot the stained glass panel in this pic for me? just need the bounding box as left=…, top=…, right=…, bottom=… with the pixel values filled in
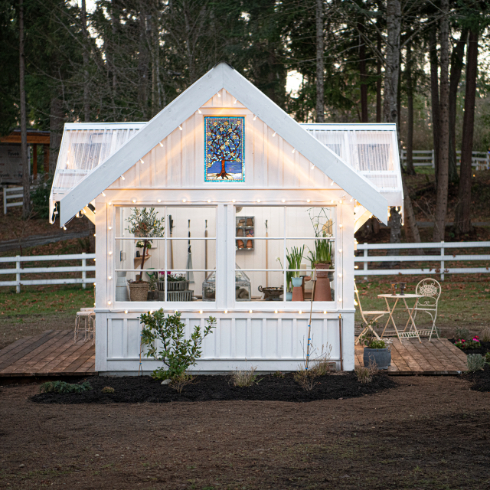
left=204, top=116, right=245, bottom=182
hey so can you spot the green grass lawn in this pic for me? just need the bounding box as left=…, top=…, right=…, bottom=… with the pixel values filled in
left=356, top=277, right=490, bottom=336
left=0, top=285, right=95, bottom=349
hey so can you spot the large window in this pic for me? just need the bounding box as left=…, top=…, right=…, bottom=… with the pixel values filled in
left=234, top=206, right=336, bottom=304
left=114, top=206, right=216, bottom=303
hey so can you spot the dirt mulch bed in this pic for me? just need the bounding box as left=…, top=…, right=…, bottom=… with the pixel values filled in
left=31, top=372, right=396, bottom=404
left=466, top=364, right=490, bottom=393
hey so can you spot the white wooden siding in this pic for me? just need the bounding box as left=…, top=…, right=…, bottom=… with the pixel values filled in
left=108, top=91, right=333, bottom=191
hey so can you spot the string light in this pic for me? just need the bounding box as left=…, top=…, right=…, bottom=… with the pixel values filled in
left=274, top=310, right=278, bottom=314
left=299, top=310, right=302, bottom=314
left=102, top=192, right=106, bottom=197
left=207, top=200, right=211, bottom=203
left=121, top=175, right=125, bottom=180
left=108, top=226, right=112, bottom=230
left=281, top=199, right=286, bottom=203
left=63, top=226, right=66, bottom=231
left=157, top=199, right=161, bottom=203
left=338, top=249, right=342, bottom=253
left=108, top=202, right=112, bottom=206
left=182, top=199, right=187, bottom=203
left=108, top=251, right=113, bottom=255
left=307, top=199, right=311, bottom=203
left=292, top=148, right=295, bottom=154
left=355, top=265, right=359, bottom=269
left=132, top=199, right=136, bottom=203
left=323, top=311, right=327, bottom=314
left=311, top=165, right=315, bottom=170
left=233, top=98, right=237, bottom=104
left=224, top=310, right=228, bottom=314
left=253, top=115, right=257, bottom=120
left=257, top=199, right=261, bottom=203
left=249, top=310, right=253, bottom=314
left=217, top=92, right=221, bottom=97
left=140, top=159, right=144, bottom=164
left=108, top=276, right=112, bottom=280
left=339, top=224, right=343, bottom=228
left=198, top=109, right=202, bottom=114
left=272, top=132, right=276, bottom=137
left=125, top=310, right=128, bottom=314
left=108, top=301, right=112, bottom=305
left=338, top=273, right=342, bottom=278
left=199, top=310, right=203, bottom=314
left=159, top=142, right=164, bottom=147
left=179, top=125, right=183, bottom=130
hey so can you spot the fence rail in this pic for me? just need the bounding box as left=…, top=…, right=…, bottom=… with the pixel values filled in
left=0, top=253, right=96, bottom=292
left=355, top=241, right=490, bottom=280
left=400, top=150, right=490, bottom=170
left=2, top=185, right=38, bottom=215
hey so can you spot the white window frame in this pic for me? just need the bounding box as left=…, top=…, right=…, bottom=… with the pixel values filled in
left=230, top=204, right=339, bottom=311
left=112, top=204, right=218, bottom=310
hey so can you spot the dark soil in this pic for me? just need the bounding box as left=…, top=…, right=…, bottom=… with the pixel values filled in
left=449, top=338, right=490, bottom=356
left=31, top=372, right=396, bottom=404
left=466, top=364, right=490, bottom=393
left=2, top=376, right=490, bottom=489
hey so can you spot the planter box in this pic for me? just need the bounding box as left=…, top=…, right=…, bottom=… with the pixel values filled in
left=158, top=280, right=189, bottom=291
left=363, top=348, right=391, bottom=370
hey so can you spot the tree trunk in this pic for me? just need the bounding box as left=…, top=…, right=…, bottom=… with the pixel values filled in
left=49, top=97, right=64, bottom=175
left=405, top=40, right=415, bottom=175
left=358, top=22, right=368, bottom=122
left=455, top=27, right=478, bottom=236
left=138, top=2, right=149, bottom=118
left=429, top=28, right=440, bottom=185
left=433, top=0, right=450, bottom=243
left=448, top=27, right=468, bottom=183
left=139, top=240, right=148, bottom=281
left=376, top=28, right=382, bottom=123
left=315, top=0, right=324, bottom=122
left=81, top=0, right=90, bottom=121
left=19, top=0, right=30, bottom=219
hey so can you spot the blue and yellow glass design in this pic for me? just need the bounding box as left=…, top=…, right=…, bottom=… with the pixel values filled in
left=204, top=116, right=245, bottom=182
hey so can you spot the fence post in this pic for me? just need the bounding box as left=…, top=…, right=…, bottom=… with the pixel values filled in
left=440, top=241, right=445, bottom=281
left=364, top=243, right=368, bottom=281
left=16, top=255, right=21, bottom=293
left=82, top=252, right=86, bottom=289
left=431, top=149, right=435, bottom=169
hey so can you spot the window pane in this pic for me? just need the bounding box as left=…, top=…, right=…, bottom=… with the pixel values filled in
left=235, top=271, right=285, bottom=301
left=235, top=206, right=284, bottom=238
left=286, top=206, right=335, bottom=237
left=166, top=207, right=216, bottom=238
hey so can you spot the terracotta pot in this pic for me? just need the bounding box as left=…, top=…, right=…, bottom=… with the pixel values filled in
left=236, top=228, right=244, bottom=237
left=237, top=240, right=244, bottom=249
left=314, top=264, right=332, bottom=301
left=246, top=240, right=253, bottom=249
left=292, top=277, right=304, bottom=301
left=246, top=218, right=253, bottom=226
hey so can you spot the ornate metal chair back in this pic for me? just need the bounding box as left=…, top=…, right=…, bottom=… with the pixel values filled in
left=415, top=278, right=441, bottom=309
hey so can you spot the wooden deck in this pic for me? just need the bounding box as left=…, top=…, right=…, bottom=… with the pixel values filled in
left=355, top=338, right=468, bottom=375
left=0, top=330, right=96, bottom=377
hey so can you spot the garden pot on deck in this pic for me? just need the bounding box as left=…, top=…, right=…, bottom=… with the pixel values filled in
left=363, top=347, right=391, bottom=370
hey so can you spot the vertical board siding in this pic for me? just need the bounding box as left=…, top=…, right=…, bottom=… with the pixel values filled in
left=105, top=97, right=336, bottom=191
left=101, top=314, right=346, bottom=364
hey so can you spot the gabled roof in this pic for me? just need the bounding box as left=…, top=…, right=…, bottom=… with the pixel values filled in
left=59, top=63, right=388, bottom=226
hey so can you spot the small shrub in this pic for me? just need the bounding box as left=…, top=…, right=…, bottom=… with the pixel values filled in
left=455, top=327, right=470, bottom=341
left=140, top=310, right=216, bottom=381
left=272, top=371, right=285, bottom=378
left=170, top=373, right=195, bottom=394
left=40, top=381, right=92, bottom=394
left=101, top=386, right=115, bottom=394
left=310, top=357, right=335, bottom=376
left=355, top=362, right=378, bottom=384
left=467, top=354, right=486, bottom=372
left=294, top=368, right=318, bottom=391
left=358, top=329, right=386, bottom=349
left=232, top=367, right=260, bottom=387
left=455, top=336, right=481, bottom=350
left=481, top=327, right=490, bottom=343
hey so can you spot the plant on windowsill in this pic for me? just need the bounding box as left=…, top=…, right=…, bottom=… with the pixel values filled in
left=358, top=327, right=391, bottom=370
left=126, top=207, right=165, bottom=301
left=277, top=246, right=304, bottom=300
left=140, top=309, right=217, bottom=390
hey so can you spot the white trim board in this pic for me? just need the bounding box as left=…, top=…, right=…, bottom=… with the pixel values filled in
left=59, top=63, right=388, bottom=226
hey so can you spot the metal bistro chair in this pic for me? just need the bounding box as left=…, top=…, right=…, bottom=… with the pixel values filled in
left=74, top=308, right=96, bottom=343
left=413, top=278, right=441, bottom=341
left=354, top=282, right=390, bottom=345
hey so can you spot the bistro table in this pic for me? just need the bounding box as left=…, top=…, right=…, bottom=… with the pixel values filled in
left=377, top=293, right=423, bottom=343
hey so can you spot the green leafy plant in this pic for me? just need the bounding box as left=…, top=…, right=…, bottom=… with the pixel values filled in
left=126, top=208, right=165, bottom=281
left=307, top=207, right=333, bottom=266
left=170, top=373, right=195, bottom=393
left=272, top=371, right=285, bottom=378
left=455, top=336, right=480, bottom=350
left=294, top=367, right=318, bottom=391
left=232, top=366, right=260, bottom=387
left=140, top=309, right=216, bottom=381
left=40, top=380, right=92, bottom=394
left=358, top=327, right=387, bottom=349
left=277, top=246, right=305, bottom=292
left=101, top=386, right=115, bottom=394
left=165, top=273, right=186, bottom=282
left=307, top=236, right=332, bottom=267
left=467, top=354, right=486, bottom=372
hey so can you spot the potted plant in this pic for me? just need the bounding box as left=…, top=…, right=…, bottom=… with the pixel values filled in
left=359, top=328, right=391, bottom=370
left=277, top=246, right=305, bottom=301
left=126, top=207, right=165, bottom=301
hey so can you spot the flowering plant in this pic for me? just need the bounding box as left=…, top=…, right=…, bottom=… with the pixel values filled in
left=455, top=336, right=480, bottom=350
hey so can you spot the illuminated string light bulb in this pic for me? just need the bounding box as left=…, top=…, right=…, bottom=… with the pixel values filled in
left=338, top=249, right=342, bottom=253
left=159, top=142, right=163, bottom=147
left=307, top=199, right=311, bottom=203
left=232, top=199, right=236, bottom=203
left=350, top=197, right=353, bottom=202
left=108, top=276, right=112, bottom=280
left=274, top=310, right=278, bottom=314
left=323, top=311, right=327, bottom=314
left=199, top=310, right=203, bottom=314
left=207, top=200, right=211, bottom=203
left=338, top=273, right=342, bottom=278
left=125, top=310, right=128, bottom=314
left=339, top=224, right=343, bottom=228
left=281, top=199, right=286, bottom=203
left=108, top=251, right=113, bottom=255
left=102, top=192, right=106, bottom=197
left=108, top=226, right=112, bottom=230
left=338, top=298, right=342, bottom=302
left=182, top=199, right=187, bottom=203
left=132, top=199, right=136, bottom=203
left=224, top=310, right=228, bottom=314
left=121, top=175, right=125, bottom=180
left=157, top=199, right=161, bottom=203
left=354, top=300, right=358, bottom=306
left=257, top=199, right=261, bottom=203
left=339, top=200, right=343, bottom=204
left=108, top=301, right=112, bottom=305
left=355, top=265, right=359, bottom=269
left=233, top=98, right=237, bottom=104
left=198, top=109, right=202, bottom=114
left=249, top=310, right=253, bottom=314
left=108, top=202, right=112, bottom=206
left=292, top=148, right=295, bottom=154
left=311, top=165, right=315, bottom=170
left=272, top=132, right=276, bottom=137
left=179, top=125, right=183, bottom=130
left=217, top=92, right=221, bottom=97
left=140, top=159, right=144, bottom=164
left=253, top=114, right=257, bottom=120
left=63, top=226, right=67, bottom=231
left=299, top=310, right=302, bottom=314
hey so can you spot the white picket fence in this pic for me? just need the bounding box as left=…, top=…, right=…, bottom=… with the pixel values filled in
left=2, top=185, right=38, bottom=215
left=401, top=150, right=490, bottom=170
left=355, top=241, right=490, bottom=281
left=0, top=253, right=96, bottom=293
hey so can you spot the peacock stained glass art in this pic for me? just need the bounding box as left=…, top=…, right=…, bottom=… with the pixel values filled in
left=205, top=116, right=245, bottom=182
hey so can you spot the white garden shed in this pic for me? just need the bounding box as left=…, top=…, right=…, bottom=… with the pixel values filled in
left=51, top=63, right=402, bottom=374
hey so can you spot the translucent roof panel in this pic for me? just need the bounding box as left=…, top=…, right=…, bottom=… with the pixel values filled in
left=51, top=122, right=146, bottom=197
left=301, top=123, right=403, bottom=205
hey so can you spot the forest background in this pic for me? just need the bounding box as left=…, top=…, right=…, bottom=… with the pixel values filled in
left=1, top=0, right=489, bottom=243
